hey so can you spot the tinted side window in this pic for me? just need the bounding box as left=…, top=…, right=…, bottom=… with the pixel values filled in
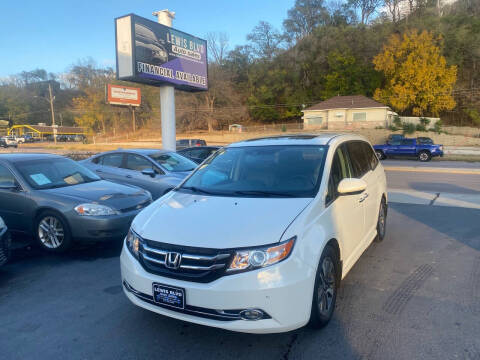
left=361, top=142, right=378, bottom=170
left=102, top=154, right=123, bottom=168
left=401, top=139, right=415, bottom=145
left=326, top=147, right=350, bottom=205
left=0, top=164, right=16, bottom=187
left=346, top=141, right=370, bottom=178
left=125, top=154, right=153, bottom=172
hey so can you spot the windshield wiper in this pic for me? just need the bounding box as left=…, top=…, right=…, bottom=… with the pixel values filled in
left=181, top=186, right=218, bottom=195
left=232, top=190, right=298, bottom=198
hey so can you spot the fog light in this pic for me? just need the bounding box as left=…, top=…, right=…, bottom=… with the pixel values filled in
left=239, top=309, right=264, bottom=321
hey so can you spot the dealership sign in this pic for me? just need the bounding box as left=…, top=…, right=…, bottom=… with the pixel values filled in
left=107, top=84, right=141, bottom=106
left=115, top=14, right=208, bottom=92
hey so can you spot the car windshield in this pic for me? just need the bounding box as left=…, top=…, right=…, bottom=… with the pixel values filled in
left=149, top=152, right=196, bottom=172
left=179, top=145, right=328, bottom=198
left=15, top=158, right=101, bottom=190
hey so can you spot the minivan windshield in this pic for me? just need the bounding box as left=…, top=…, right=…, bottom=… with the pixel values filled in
left=149, top=152, right=197, bottom=172
left=15, top=158, right=100, bottom=190
left=179, top=145, right=328, bottom=198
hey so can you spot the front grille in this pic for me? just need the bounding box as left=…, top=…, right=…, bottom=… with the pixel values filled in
left=139, top=239, right=234, bottom=283
left=123, top=281, right=271, bottom=321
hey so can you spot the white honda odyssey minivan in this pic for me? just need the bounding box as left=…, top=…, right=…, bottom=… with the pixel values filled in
left=121, top=134, right=387, bottom=333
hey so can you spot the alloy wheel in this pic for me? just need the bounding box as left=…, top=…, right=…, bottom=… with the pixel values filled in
left=317, top=256, right=336, bottom=317
left=38, top=216, right=65, bottom=249
left=419, top=152, right=429, bottom=161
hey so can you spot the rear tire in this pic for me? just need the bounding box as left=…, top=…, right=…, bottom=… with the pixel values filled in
left=35, top=211, right=72, bottom=252
left=309, top=245, right=339, bottom=328
left=418, top=151, right=431, bottom=162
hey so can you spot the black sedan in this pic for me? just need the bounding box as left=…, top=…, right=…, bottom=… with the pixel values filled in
left=0, top=216, right=11, bottom=266
left=177, top=146, right=221, bottom=164
left=0, top=154, right=152, bottom=252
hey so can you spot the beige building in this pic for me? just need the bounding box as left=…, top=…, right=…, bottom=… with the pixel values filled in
left=303, top=95, right=396, bottom=130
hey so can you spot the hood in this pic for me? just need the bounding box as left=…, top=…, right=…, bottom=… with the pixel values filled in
left=132, top=191, right=312, bottom=248
left=44, top=180, right=151, bottom=210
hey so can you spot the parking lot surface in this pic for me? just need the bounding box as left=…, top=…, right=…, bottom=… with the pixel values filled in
left=1, top=202, right=479, bottom=360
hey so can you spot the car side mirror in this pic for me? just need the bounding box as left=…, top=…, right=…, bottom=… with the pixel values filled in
left=337, top=178, right=367, bottom=195
left=0, top=183, right=21, bottom=191
left=141, top=168, right=156, bottom=178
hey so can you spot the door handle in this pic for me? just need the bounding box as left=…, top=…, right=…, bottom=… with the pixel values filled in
left=126, top=175, right=132, bottom=179
left=359, top=193, right=369, bottom=203
left=96, top=169, right=102, bottom=173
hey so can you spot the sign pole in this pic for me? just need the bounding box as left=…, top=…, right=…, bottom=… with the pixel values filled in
left=153, top=9, right=176, bottom=151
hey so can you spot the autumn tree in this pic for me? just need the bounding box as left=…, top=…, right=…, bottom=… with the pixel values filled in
left=373, top=30, right=457, bottom=116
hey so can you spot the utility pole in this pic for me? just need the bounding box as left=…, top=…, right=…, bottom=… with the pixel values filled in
left=153, top=9, right=176, bottom=151
left=48, top=82, right=57, bottom=144
left=131, top=106, right=136, bottom=133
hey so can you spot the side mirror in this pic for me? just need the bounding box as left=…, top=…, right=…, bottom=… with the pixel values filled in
left=337, top=178, right=367, bottom=195
left=141, top=168, right=156, bottom=178
left=0, top=183, right=20, bottom=191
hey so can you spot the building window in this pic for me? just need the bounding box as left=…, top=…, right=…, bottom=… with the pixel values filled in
left=353, top=112, right=367, bottom=121
left=308, top=117, right=323, bottom=125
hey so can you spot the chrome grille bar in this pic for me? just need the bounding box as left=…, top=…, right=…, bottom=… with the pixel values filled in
left=142, top=244, right=167, bottom=256
left=179, top=263, right=226, bottom=271
left=181, top=253, right=230, bottom=261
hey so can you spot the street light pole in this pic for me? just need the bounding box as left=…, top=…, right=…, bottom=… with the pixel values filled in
left=48, top=82, right=57, bottom=144
left=153, top=9, right=176, bottom=151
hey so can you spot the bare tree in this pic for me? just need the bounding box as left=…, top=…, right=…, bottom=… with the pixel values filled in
left=350, top=0, right=383, bottom=23
left=247, top=21, right=283, bottom=60
left=283, top=0, right=331, bottom=40
left=384, top=0, right=403, bottom=22
left=207, top=32, right=229, bottom=65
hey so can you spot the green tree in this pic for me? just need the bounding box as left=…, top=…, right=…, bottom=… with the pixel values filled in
left=323, top=50, right=381, bottom=98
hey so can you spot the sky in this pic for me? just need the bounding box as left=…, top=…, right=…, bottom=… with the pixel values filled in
left=0, top=0, right=294, bottom=78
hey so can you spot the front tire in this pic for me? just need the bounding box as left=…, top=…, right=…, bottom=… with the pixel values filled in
left=375, top=198, right=387, bottom=242
left=35, top=211, right=72, bottom=252
left=309, top=245, right=339, bottom=328
left=418, top=151, right=431, bottom=162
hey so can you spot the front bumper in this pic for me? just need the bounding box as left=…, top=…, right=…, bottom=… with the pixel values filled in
left=120, top=242, right=316, bottom=334
left=69, top=210, right=141, bottom=242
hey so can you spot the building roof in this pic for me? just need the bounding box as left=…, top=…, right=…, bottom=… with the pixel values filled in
left=304, top=95, right=389, bottom=111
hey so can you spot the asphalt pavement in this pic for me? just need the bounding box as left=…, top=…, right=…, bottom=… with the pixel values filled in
left=1, top=201, right=479, bottom=360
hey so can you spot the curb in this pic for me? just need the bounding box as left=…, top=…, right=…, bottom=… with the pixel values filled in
left=384, top=166, right=480, bottom=175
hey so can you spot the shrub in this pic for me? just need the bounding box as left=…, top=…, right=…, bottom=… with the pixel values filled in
left=387, top=125, right=398, bottom=131
left=416, top=124, right=426, bottom=131
left=434, top=120, right=443, bottom=133
left=281, top=124, right=287, bottom=132
left=419, top=117, right=431, bottom=127
left=402, top=122, right=416, bottom=135
left=393, top=115, right=402, bottom=128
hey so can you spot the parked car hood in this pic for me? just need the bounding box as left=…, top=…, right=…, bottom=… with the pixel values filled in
left=43, top=180, right=151, bottom=210
left=132, top=191, right=312, bottom=248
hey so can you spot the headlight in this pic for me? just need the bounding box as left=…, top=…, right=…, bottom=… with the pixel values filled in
left=227, top=237, right=296, bottom=273
left=126, top=228, right=142, bottom=259
left=74, top=203, right=116, bottom=216
left=0, top=217, right=5, bottom=229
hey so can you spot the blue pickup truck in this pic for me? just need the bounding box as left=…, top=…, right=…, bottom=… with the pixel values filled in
left=374, top=138, right=444, bottom=162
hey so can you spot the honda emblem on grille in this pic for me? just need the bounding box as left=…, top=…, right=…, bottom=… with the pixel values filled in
left=165, top=252, right=182, bottom=269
